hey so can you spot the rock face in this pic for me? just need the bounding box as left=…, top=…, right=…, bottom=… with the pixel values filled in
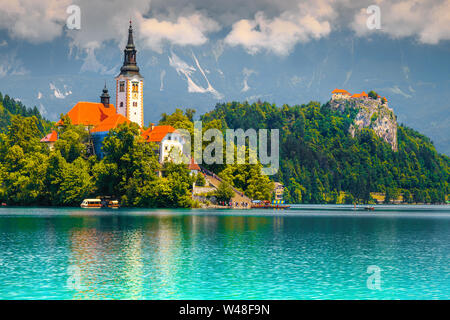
left=328, top=97, right=398, bottom=151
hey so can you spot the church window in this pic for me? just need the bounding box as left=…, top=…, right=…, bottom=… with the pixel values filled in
left=119, top=82, right=125, bottom=92
left=133, top=102, right=137, bottom=107
left=132, top=82, right=139, bottom=93
left=120, top=102, right=123, bottom=107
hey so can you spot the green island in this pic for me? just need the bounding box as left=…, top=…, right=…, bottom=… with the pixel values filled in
left=0, top=91, right=448, bottom=207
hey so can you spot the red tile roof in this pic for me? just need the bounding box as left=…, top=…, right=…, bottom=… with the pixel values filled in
left=189, top=157, right=201, bottom=171
left=141, top=125, right=177, bottom=142
left=352, top=91, right=368, bottom=98
left=40, top=130, right=58, bottom=142
left=332, top=89, right=351, bottom=95
left=91, top=113, right=130, bottom=133
left=57, top=102, right=116, bottom=127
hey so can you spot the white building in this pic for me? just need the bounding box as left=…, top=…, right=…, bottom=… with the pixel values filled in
left=115, top=21, right=144, bottom=127
left=141, top=125, right=185, bottom=163
left=331, top=89, right=351, bottom=100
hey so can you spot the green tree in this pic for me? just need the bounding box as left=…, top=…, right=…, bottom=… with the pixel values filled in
left=368, top=90, right=378, bottom=99
left=7, top=115, right=44, bottom=153
left=216, top=181, right=234, bottom=203
left=54, top=125, right=89, bottom=162
left=195, top=172, right=206, bottom=186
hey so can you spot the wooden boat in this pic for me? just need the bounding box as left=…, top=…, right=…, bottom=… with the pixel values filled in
left=81, top=198, right=120, bottom=208
left=81, top=199, right=102, bottom=208
left=103, top=199, right=120, bottom=208
left=251, top=200, right=290, bottom=209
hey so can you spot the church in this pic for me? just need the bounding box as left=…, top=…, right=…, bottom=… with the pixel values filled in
left=41, top=22, right=185, bottom=163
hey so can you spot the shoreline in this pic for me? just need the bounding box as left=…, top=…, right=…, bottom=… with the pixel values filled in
left=0, top=203, right=448, bottom=210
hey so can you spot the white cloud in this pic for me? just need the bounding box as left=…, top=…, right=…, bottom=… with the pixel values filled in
left=290, top=75, right=304, bottom=86
left=49, top=83, right=72, bottom=99
left=37, top=91, right=43, bottom=100
left=0, top=53, right=29, bottom=77
left=139, top=13, right=220, bottom=53
left=389, top=85, right=412, bottom=98
left=160, top=69, right=166, bottom=91
left=351, top=0, right=450, bottom=44
left=0, top=40, right=7, bottom=47
left=224, top=1, right=334, bottom=55
left=241, top=67, right=256, bottom=92
left=0, top=0, right=448, bottom=61
left=344, top=70, right=352, bottom=86
left=212, top=40, right=225, bottom=61
left=39, top=103, right=47, bottom=116
left=79, top=45, right=118, bottom=75
left=0, top=1, right=220, bottom=72
left=0, top=0, right=69, bottom=43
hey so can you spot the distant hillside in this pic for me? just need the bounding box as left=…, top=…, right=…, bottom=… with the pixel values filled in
left=0, top=92, right=52, bottom=135
left=201, top=101, right=450, bottom=204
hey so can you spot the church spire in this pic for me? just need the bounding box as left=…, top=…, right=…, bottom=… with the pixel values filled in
left=115, top=20, right=144, bottom=128
left=100, top=82, right=110, bottom=107
left=127, top=20, right=134, bottom=47
left=119, top=20, right=141, bottom=77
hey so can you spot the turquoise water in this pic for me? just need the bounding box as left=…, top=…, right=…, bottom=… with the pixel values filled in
left=0, top=205, right=449, bottom=299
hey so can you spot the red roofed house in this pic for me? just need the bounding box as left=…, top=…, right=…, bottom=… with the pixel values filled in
left=351, top=91, right=369, bottom=99
left=40, top=21, right=188, bottom=164
left=141, top=124, right=185, bottom=163
left=188, top=157, right=201, bottom=175
left=331, top=89, right=351, bottom=100
left=90, top=113, right=130, bottom=133
left=40, top=130, right=58, bottom=150
left=57, top=101, right=116, bottom=127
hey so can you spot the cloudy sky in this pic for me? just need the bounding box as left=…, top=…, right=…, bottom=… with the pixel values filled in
left=0, top=0, right=449, bottom=153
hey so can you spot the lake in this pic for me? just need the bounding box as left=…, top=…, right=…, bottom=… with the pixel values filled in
left=0, top=205, right=449, bottom=299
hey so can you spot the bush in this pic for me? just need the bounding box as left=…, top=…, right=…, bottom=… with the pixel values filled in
left=195, top=173, right=206, bottom=186
left=368, top=91, right=378, bottom=99
left=216, top=182, right=234, bottom=203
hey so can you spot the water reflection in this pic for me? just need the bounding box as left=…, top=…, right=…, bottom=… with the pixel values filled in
left=0, top=207, right=449, bottom=299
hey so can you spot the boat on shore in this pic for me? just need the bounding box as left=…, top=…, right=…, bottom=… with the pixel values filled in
left=81, top=198, right=119, bottom=209
left=251, top=200, right=290, bottom=210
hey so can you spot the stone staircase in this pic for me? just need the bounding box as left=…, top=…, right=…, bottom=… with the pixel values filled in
left=200, top=166, right=252, bottom=207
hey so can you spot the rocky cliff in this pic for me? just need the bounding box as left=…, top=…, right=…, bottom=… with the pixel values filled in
left=328, top=97, right=398, bottom=151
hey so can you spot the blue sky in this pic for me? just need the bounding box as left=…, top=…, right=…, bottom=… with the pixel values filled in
left=0, top=0, right=449, bottom=154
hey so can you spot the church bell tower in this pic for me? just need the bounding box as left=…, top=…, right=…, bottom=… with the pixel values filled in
left=115, top=21, right=144, bottom=127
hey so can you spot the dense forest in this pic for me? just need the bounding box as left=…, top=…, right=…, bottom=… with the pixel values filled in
left=0, top=92, right=52, bottom=134
left=201, top=101, right=449, bottom=204
left=0, top=93, right=448, bottom=206
left=0, top=115, right=197, bottom=207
